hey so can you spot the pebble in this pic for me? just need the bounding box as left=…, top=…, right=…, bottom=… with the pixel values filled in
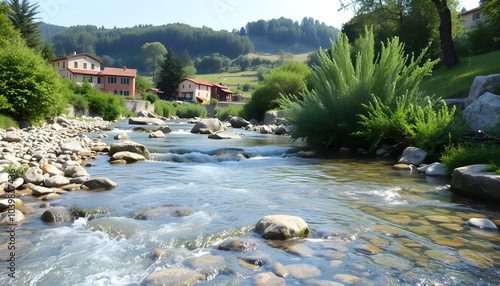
left=286, top=264, right=321, bottom=279
left=354, top=244, right=381, bottom=255
left=424, top=250, right=459, bottom=263
left=333, top=274, right=362, bottom=284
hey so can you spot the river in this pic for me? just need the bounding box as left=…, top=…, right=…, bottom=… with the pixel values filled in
left=1, top=119, right=499, bottom=285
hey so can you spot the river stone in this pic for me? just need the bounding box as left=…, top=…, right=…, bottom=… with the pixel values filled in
left=465, top=73, right=500, bottom=107
left=109, top=159, right=127, bottom=165
left=114, top=133, right=130, bottom=140
left=450, top=164, right=500, bottom=201
left=217, top=239, right=257, bottom=252
left=31, top=186, right=55, bottom=196
left=393, top=164, right=412, bottom=170
left=38, top=193, right=60, bottom=201
left=150, top=249, right=167, bottom=261
left=268, top=262, right=288, bottom=278
left=157, top=125, right=172, bottom=134
left=459, top=249, right=494, bottom=268
left=44, top=175, right=70, bottom=187
left=16, top=205, right=35, bottom=214
left=264, top=110, right=286, bottom=125
left=355, top=243, right=381, bottom=255
left=255, top=215, right=310, bottom=240
left=238, top=251, right=271, bottom=267
left=286, top=264, right=321, bottom=279
left=42, top=164, right=64, bottom=177
left=40, top=206, right=69, bottom=223
left=110, top=151, right=146, bottom=163
left=287, top=244, right=315, bottom=257
left=60, top=142, right=84, bottom=154
left=109, top=141, right=148, bottom=156
left=297, top=151, right=317, bottom=158
left=372, top=254, right=411, bottom=271
left=186, top=255, right=225, bottom=274
left=23, top=168, right=45, bottom=185
left=129, top=117, right=164, bottom=126
left=430, top=235, right=464, bottom=247
left=260, top=125, right=273, bottom=134
left=190, top=118, right=225, bottom=134
left=64, top=166, right=90, bottom=178
left=229, top=116, right=250, bottom=128
left=137, top=110, right=157, bottom=118
left=3, top=133, right=22, bottom=143
left=253, top=272, right=285, bottom=286
left=464, top=92, right=500, bottom=132
left=208, top=131, right=241, bottom=140
left=239, top=259, right=260, bottom=269
left=305, top=279, right=344, bottom=286
left=0, top=209, right=25, bottom=225
left=81, top=177, right=118, bottom=190
left=149, top=131, right=166, bottom=138
left=0, top=198, right=22, bottom=211
left=424, top=250, right=459, bottom=263
left=398, top=147, right=427, bottom=166
left=334, top=274, right=362, bottom=284
left=372, top=225, right=403, bottom=235
left=70, top=177, right=89, bottom=184
left=465, top=218, right=498, bottom=230
left=140, top=268, right=206, bottom=286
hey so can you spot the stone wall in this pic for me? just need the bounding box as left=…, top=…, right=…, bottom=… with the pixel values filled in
left=125, top=100, right=155, bottom=113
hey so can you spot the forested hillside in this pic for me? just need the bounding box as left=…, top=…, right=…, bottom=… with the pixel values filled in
left=243, top=17, right=339, bottom=47
left=40, top=22, right=67, bottom=40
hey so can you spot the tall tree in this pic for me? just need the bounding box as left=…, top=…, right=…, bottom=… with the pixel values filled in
left=480, top=0, right=500, bottom=42
left=6, top=0, right=41, bottom=49
left=140, top=42, right=167, bottom=82
left=157, top=48, right=183, bottom=100
left=40, top=40, right=55, bottom=60
left=430, top=0, right=459, bottom=67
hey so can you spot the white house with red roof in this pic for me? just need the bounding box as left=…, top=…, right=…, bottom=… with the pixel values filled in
left=49, top=52, right=137, bottom=98
left=459, top=7, right=482, bottom=30
left=178, top=78, right=213, bottom=104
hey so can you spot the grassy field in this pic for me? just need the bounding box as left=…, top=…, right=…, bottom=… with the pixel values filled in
left=252, top=52, right=310, bottom=63
left=195, top=71, right=259, bottom=95
left=420, top=50, right=500, bottom=99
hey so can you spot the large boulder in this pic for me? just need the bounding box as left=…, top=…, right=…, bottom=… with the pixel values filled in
left=64, top=166, right=90, bottom=178
left=109, top=141, right=148, bottom=157
left=264, top=111, right=286, bottom=126
left=82, top=177, right=118, bottom=190
left=129, top=117, right=164, bottom=126
left=40, top=206, right=70, bottom=223
left=398, top=147, right=427, bottom=166
left=255, top=215, right=310, bottom=240
left=208, top=131, right=241, bottom=140
left=463, top=92, right=500, bottom=133
left=149, top=131, right=166, bottom=138
left=465, top=73, right=500, bottom=107
left=137, top=110, right=157, bottom=118
left=114, top=133, right=130, bottom=140
left=60, top=142, right=84, bottom=154
left=450, top=164, right=500, bottom=201
left=157, top=125, right=173, bottom=134
left=110, top=151, right=146, bottom=163
left=190, top=118, right=225, bottom=134
left=23, top=168, right=45, bottom=185
left=229, top=117, right=250, bottom=128
left=141, top=268, right=206, bottom=286
left=44, top=175, right=70, bottom=187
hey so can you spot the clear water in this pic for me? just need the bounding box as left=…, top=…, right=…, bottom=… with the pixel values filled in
left=1, top=120, right=499, bottom=285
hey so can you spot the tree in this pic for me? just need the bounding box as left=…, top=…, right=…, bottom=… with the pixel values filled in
left=0, top=2, right=19, bottom=40
left=430, top=0, right=459, bottom=67
left=480, top=0, right=500, bottom=43
left=157, top=48, right=183, bottom=100
left=6, top=0, right=41, bottom=49
left=140, top=42, right=167, bottom=82
left=181, top=49, right=193, bottom=67
left=135, top=75, right=153, bottom=93
left=40, top=40, right=55, bottom=60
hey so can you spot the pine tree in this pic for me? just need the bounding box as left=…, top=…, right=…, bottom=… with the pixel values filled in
left=157, top=48, right=183, bottom=100
left=40, top=41, right=55, bottom=60
left=6, top=0, right=41, bottom=49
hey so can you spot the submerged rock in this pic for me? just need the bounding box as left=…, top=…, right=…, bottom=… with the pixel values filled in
left=208, top=131, right=241, bottom=140
left=190, top=118, right=225, bottom=134
left=40, top=206, right=70, bottom=223
left=81, top=177, right=118, bottom=190
left=465, top=218, right=498, bottom=231
left=114, top=133, right=130, bottom=140
left=149, top=131, right=166, bottom=138
left=109, top=141, right=148, bottom=157
left=253, top=272, right=285, bottom=286
left=110, top=151, right=146, bottom=163
left=140, top=268, right=206, bottom=286
left=255, top=215, right=309, bottom=240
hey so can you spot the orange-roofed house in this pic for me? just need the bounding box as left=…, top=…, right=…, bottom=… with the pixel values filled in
left=48, top=52, right=138, bottom=98
left=178, top=78, right=213, bottom=104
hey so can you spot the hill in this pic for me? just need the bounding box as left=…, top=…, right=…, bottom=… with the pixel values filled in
left=40, top=22, right=68, bottom=41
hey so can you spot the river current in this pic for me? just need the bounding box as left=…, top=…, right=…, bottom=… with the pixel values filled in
left=1, top=119, right=499, bottom=285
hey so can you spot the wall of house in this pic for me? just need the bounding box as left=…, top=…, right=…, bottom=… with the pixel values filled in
left=103, top=76, right=135, bottom=96
left=178, top=80, right=211, bottom=102
left=461, top=11, right=482, bottom=30
left=69, top=55, right=101, bottom=71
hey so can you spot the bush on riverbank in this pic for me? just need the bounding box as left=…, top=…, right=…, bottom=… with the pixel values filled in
left=175, top=103, right=207, bottom=118
left=279, top=27, right=462, bottom=154
left=217, top=104, right=244, bottom=121
left=440, top=143, right=500, bottom=172
left=154, top=100, right=176, bottom=118
left=0, top=115, right=18, bottom=129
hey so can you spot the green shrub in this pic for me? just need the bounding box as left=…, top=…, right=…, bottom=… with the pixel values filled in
left=3, top=162, right=28, bottom=179
left=280, top=27, right=445, bottom=149
left=441, top=144, right=500, bottom=172
left=242, top=84, right=251, bottom=92
left=68, top=93, right=89, bottom=109
left=176, top=103, right=207, bottom=118
left=0, top=114, right=17, bottom=129
left=145, top=93, right=158, bottom=104
left=217, top=104, right=244, bottom=121
left=155, top=100, right=176, bottom=118
left=485, top=162, right=500, bottom=175
left=210, top=98, right=219, bottom=106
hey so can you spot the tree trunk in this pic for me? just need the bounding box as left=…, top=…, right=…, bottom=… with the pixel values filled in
left=431, top=0, right=459, bottom=68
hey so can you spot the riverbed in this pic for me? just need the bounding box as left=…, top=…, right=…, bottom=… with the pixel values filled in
left=1, top=119, right=499, bottom=285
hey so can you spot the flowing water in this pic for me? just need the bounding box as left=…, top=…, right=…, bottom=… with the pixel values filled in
left=1, top=120, right=500, bottom=285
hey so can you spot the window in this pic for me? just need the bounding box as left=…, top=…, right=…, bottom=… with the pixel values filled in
left=183, top=85, right=185, bottom=89
left=473, top=13, right=481, bottom=20
left=88, top=77, right=93, bottom=83
left=120, top=90, right=123, bottom=95
left=189, top=84, right=191, bottom=88
left=121, top=78, right=130, bottom=85
left=63, top=62, right=65, bottom=68
left=57, top=62, right=60, bottom=67
left=120, top=90, right=129, bottom=96
left=108, top=77, right=116, bottom=84
left=84, top=63, right=87, bottom=69
left=97, top=77, right=101, bottom=84
left=113, top=90, right=117, bottom=95
left=74, top=62, right=78, bottom=68
left=91, top=64, right=95, bottom=70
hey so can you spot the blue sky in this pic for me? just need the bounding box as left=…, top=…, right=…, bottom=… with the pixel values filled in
left=38, top=0, right=481, bottom=31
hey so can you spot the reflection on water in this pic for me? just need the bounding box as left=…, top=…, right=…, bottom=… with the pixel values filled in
left=1, top=119, right=499, bottom=285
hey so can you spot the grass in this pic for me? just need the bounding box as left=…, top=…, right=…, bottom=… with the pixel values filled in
left=195, top=71, right=259, bottom=94
left=485, top=162, right=500, bottom=175
left=420, top=50, right=500, bottom=99
left=253, top=52, right=310, bottom=63
left=0, top=114, right=17, bottom=129
left=440, top=143, right=500, bottom=172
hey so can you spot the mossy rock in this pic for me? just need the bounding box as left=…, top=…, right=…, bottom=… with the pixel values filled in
left=132, top=127, right=157, bottom=133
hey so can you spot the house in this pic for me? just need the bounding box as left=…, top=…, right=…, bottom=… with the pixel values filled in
left=178, top=78, right=213, bottom=104
left=459, top=7, right=482, bottom=30
left=212, top=83, right=234, bottom=102
left=147, top=88, right=165, bottom=100
left=48, top=52, right=138, bottom=98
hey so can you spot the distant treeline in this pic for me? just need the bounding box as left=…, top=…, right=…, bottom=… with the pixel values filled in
left=242, top=17, right=339, bottom=47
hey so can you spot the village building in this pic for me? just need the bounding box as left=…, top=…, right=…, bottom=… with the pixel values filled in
left=211, top=83, right=234, bottom=102
left=178, top=78, right=213, bottom=104
left=49, top=52, right=137, bottom=98
left=459, top=7, right=482, bottom=31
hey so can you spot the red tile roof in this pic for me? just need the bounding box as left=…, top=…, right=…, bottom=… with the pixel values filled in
left=460, top=7, right=480, bottom=16
left=102, top=67, right=137, bottom=77
left=180, top=78, right=213, bottom=87
left=48, top=53, right=104, bottom=64
left=67, top=68, right=102, bottom=76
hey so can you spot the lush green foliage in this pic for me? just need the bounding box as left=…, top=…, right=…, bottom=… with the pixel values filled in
left=485, top=162, right=500, bottom=175
left=6, top=0, right=41, bottom=48
left=135, top=75, right=153, bottom=93
left=40, top=41, right=56, bottom=60
left=244, top=17, right=339, bottom=46
left=441, top=143, right=500, bottom=172
left=0, top=3, right=19, bottom=39
left=480, top=0, right=500, bottom=43
left=0, top=37, right=65, bottom=122
left=144, top=93, right=158, bottom=104
left=0, top=114, right=18, bottom=129
left=242, top=61, right=310, bottom=120
left=154, top=100, right=176, bottom=118
left=140, top=42, right=167, bottom=81
left=210, top=98, right=219, bottom=106
left=217, top=104, right=244, bottom=121
left=175, top=103, right=207, bottom=118
left=3, top=162, right=28, bottom=179
left=280, top=28, right=449, bottom=149
left=157, top=49, right=183, bottom=99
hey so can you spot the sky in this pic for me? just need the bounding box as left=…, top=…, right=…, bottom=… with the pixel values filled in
left=38, top=0, right=481, bottom=31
